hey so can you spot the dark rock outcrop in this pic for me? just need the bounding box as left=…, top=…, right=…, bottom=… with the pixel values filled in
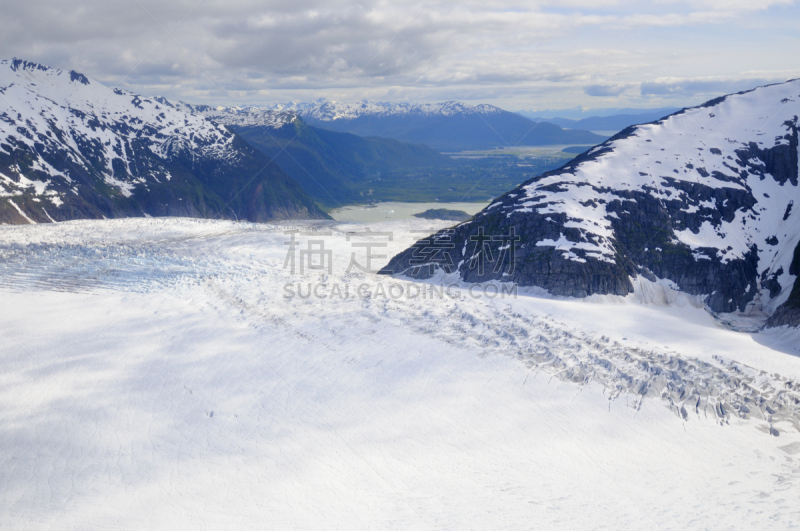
left=767, top=242, right=800, bottom=327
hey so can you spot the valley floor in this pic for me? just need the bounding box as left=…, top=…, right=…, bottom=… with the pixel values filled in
left=1, top=218, right=799, bottom=530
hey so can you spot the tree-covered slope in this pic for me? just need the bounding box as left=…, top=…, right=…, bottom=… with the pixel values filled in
left=234, top=119, right=452, bottom=207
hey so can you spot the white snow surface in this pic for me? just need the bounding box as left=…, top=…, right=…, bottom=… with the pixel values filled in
left=0, top=59, right=240, bottom=202
left=1, top=217, right=800, bottom=529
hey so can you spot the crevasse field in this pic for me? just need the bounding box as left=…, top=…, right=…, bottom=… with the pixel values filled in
left=2, top=218, right=800, bottom=530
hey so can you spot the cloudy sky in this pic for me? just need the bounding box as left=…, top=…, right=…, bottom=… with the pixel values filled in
left=2, top=0, right=799, bottom=112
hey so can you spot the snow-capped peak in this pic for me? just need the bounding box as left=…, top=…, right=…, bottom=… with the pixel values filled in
left=170, top=98, right=505, bottom=129
left=178, top=104, right=299, bottom=128
left=265, top=98, right=505, bottom=121
left=0, top=58, right=246, bottom=214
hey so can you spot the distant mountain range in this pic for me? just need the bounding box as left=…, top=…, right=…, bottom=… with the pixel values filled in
left=0, top=59, right=327, bottom=224
left=260, top=99, right=607, bottom=152
left=517, top=106, right=679, bottom=120
left=384, top=80, right=800, bottom=329
left=191, top=105, right=453, bottom=207
left=0, top=57, right=664, bottom=229
left=521, top=108, right=681, bottom=133
left=197, top=106, right=572, bottom=207
left=0, top=59, right=586, bottom=224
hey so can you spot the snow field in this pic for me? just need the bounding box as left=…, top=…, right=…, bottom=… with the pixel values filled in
left=1, top=217, right=799, bottom=529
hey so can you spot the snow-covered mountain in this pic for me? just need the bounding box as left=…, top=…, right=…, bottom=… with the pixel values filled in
left=171, top=101, right=299, bottom=129
left=262, top=98, right=607, bottom=151
left=187, top=99, right=502, bottom=127
left=0, top=59, right=327, bottom=224
left=383, top=80, right=800, bottom=328
left=273, top=98, right=504, bottom=121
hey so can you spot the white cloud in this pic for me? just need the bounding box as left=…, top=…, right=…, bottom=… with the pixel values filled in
left=585, top=84, right=632, bottom=97
left=640, top=74, right=794, bottom=96
left=0, top=0, right=798, bottom=109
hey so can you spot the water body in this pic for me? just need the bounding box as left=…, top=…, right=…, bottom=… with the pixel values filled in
left=445, top=145, right=579, bottom=159
left=329, top=201, right=490, bottom=223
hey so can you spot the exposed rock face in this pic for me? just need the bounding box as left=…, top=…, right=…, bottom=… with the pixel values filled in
left=382, top=80, right=800, bottom=324
left=0, top=59, right=328, bottom=224
left=767, top=242, right=800, bottom=327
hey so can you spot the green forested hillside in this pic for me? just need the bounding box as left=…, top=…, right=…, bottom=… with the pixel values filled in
left=234, top=120, right=570, bottom=208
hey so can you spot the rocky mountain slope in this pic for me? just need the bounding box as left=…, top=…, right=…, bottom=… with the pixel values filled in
left=0, top=59, right=327, bottom=224
left=266, top=99, right=607, bottom=152
left=382, top=80, right=800, bottom=328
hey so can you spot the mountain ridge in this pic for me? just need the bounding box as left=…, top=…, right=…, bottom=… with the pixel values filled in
left=187, top=104, right=573, bottom=207
left=231, top=99, right=608, bottom=152
left=381, top=79, right=800, bottom=328
left=271, top=99, right=505, bottom=120
left=186, top=104, right=455, bottom=207
left=0, top=58, right=327, bottom=224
